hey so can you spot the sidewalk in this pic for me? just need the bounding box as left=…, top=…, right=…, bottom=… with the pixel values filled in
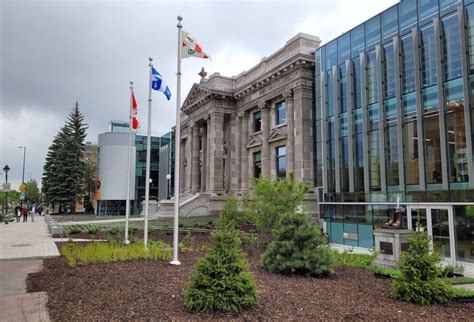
left=0, top=216, right=57, bottom=321
left=0, top=216, right=60, bottom=261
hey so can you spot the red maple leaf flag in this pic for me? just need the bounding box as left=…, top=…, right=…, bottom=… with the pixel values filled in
left=131, top=89, right=138, bottom=130
left=132, top=90, right=138, bottom=109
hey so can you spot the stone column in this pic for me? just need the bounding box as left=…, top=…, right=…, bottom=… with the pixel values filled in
left=186, top=124, right=193, bottom=193
left=241, top=112, right=250, bottom=189
left=191, top=125, right=200, bottom=194
left=293, top=84, right=314, bottom=182
left=206, top=117, right=211, bottom=191
left=201, top=124, right=207, bottom=192
left=261, top=102, right=271, bottom=178
left=180, top=136, right=186, bottom=194
left=285, top=90, right=295, bottom=176
left=209, top=112, right=225, bottom=192
left=229, top=115, right=240, bottom=191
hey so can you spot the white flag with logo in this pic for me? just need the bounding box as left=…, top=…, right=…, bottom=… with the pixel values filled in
left=181, top=30, right=210, bottom=59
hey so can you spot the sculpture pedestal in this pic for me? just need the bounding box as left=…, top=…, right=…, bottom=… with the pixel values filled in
left=374, top=228, right=412, bottom=268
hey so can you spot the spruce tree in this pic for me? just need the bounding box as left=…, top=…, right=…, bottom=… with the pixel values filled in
left=262, top=211, right=334, bottom=277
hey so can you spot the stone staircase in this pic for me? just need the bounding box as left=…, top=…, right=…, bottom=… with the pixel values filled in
left=144, top=193, right=214, bottom=219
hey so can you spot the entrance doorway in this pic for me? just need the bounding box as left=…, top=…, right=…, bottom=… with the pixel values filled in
left=407, top=206, right=455, bottom=262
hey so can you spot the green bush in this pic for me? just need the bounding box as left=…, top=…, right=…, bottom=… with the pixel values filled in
left=68, top=226, right=82, bottom=234
left=242, top=175, right=309, bottom=234
left=61, top=240, right=171, bottom=267
left=333, top=250, right=376, bottom=271
left=128, top=227, right=138, bottom=235
left=86, top=226, right=100, bottom=235
left=185, top=229, right=257, bottom=313
left=391, top=223, right=455, bottom=305
left=262, top=212, right=334, bottom=277
left=107, top=227, right=121, bottom=235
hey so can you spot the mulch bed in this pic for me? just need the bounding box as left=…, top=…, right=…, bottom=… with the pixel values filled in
left=27, top=237, right=474, bottom=321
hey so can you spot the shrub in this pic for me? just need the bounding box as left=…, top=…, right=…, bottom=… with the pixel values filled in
left=68, top=226, right=81, bottom=234
left=262, top=212, right=334, bottom=277
left=107, top=227, right=121, bottom=235
left=128, top=227, right=138, bottom=235
left=86, top=226, right=100, bottom=235
left=242, top=175, right=309, bottom=235
left=185, top=229, right=257, bottom=313
left=391, top=223, right=455, bottom=305
left=333, top=250, right=377, bottom=271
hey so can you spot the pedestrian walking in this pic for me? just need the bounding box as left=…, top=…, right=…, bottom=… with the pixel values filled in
left=30, top=203, right=36, bottom=222
left=14, top=204, right=21, bottom=222
left=37, top=204, right=43, bottom=216
left=21, top=204, right=28, bottom=222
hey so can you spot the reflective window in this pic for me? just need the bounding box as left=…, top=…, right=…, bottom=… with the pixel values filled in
left=402, top=92, right=417, bottom=119
left=326, top=40, right=338, bottom=70
left=384, top=98, right=397, bottom=123
left=326, top=71, right=334, bottom=117
left=366, top=15, right=381, bottom=50
left=351, top=24, right=365, bottom=58
left=455, top=206, right=474, bottom=263
left=276, top=101, right=286, bottom=125
left=383, top=42, right=396, bottom=98
left=254, top=111, right=262, bottom=132
left=338, top=33, right=351, bottom=64
left=420, top=25, right=437, bottom=87
left=352, top=58, right=362, bottom=109
left=354, top=133, right=364, bottom=191
left=399, top=0, right=417, bottom=35
left=440, top=0, right=462, bottom=14
left=315, top=49, right=321, bottom=74
left=253, top=152, right=261, bottom=178
left=367, top=51, right=378, bottom=104
left=423, top=86, right=443, bottom=184
left=465, top=4, right=474, bottom=74
left=418, top=0, right=438, bottom=25
left=276, top=146, right=286, bottom=179
left=353, top=108, right=363, bottom=134
left=368, top=103, right=379, bottom=131
left=444, top=79, right=468, bottom=183
left=382, top=6, right=398, bottom=41
left=442, top=13, right=463, bottom=81
left=339, top=65, right=347, bottom=113
left=385, top=124, right=399, bottom=186
left=315, top=142, right=323, bottom=187
left=340, top=113, right=348, bottom=137
left=369, top=130, right=381, bottom=191
left=404, top=121, right=420, bottom=185
left=341, top=136, right=349, bottom=192
left=401, top=34, right=416, bottom=93
left=320, top=46, right=326, bottom=72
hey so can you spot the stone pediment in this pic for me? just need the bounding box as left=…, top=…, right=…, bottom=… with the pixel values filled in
left=182, top=84, right=212, bottom=115
left=247, top=133, right=262, bottom=148
left=267, top=126, right=287, bottom=143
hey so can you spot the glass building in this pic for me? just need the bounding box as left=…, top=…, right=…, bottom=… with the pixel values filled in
left=314, top=0, right=474, bottom=266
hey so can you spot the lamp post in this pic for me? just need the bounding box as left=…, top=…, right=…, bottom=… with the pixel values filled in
left=166, top=174, right=171, bottom=199
left=3, top=165, right=10, bottom=224
left=18, top=146, right=26, bottom=207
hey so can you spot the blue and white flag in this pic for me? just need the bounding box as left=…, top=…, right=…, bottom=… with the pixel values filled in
left=151, top=67, right=171, bottom=100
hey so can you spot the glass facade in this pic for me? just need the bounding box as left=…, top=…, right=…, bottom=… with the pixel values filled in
left=314, top=0, right=474, bottom=261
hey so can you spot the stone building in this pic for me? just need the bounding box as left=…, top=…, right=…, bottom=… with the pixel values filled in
left=159, top=33, right=320, bottom=216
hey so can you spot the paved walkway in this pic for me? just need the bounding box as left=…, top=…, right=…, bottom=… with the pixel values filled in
left=0, top=216, right=60, bottom=260
left=0, top=216, right=59, bottom=321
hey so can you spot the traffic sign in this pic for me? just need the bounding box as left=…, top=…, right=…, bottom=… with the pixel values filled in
left=19, top=183, right=26, bottom=192
left=20, top=192, right=25, bottom=200
left=1, top=183, right=11, bottom=192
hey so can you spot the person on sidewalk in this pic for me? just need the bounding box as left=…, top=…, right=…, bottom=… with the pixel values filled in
left=21, top=204, right=28, bottom=222
left=36, top=204, right=43, bottom=216
left=14, top=204, right=21, bottom=223
left=30, top=203, right=36, bottom=222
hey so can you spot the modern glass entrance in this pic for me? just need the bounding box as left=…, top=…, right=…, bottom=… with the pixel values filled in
left=407, top=206, right=455, bottom=262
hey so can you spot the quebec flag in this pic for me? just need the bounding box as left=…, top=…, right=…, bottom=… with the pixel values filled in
left=151, top=67, right=171, bottom=101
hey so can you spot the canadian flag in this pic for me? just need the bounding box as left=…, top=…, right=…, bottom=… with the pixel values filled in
left=131, top=90, right=138, bottom=130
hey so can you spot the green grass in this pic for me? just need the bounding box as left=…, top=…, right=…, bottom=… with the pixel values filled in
left=332, top=250, right=376, bottom=270
left=453, top=287, right=474, bottom=298
left=372, top=266, right=401, bottom=278
left=447, top=277, right=474, bottom=285
left=61, top=240, right=172, bottom=267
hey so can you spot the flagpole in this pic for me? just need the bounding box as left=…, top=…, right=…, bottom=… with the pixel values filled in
left=124, top=81, right=134, bottom=245
left=144, top=57, right=153, bottom=249
left=170, top=15, right=183, bottom=265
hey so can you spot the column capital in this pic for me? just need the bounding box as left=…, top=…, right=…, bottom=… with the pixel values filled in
left=283, top=89, right=294, bottom=99
left=239, top=111, right=250, bottom=119
left=258, top=101, right=271, bottom=111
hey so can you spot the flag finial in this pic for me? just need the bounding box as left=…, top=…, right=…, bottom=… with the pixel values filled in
left=177, top=15, right=182, bottom=28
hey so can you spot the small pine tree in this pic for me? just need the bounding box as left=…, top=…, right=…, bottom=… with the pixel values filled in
left=185, top=199, right=257, bottom=313
left=262, top=212, right=334, bottom=277
left=392, top=223, right=455, bottom=305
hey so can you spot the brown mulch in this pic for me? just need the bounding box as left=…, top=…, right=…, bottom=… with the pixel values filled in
left=27, top=238, right=474, bottom=321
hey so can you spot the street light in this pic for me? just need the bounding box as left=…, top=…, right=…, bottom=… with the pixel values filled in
left=3, top=165, right=10, bottom=224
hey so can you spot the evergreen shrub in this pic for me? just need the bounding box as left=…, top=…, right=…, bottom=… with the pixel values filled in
left=391, top=223, right=455, bottom=305
left=262, top=212, right=334, bottom=277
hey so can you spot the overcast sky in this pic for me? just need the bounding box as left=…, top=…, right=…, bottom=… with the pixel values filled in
left=0, top=0, right=399, bottom=191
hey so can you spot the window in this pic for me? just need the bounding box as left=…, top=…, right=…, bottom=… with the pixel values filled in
left=339, top=65, right=347, bottom=113
left=368, top=103, right=379, bottom=131
left=465, top=4, right=474, bottom=74
left=420, top=25, right=437, bottom=87
left=440, top=0, right=462, bottom=14
left=276, top=146, right=286, bottom=179
left=422, top=86, right=442, bottom=184
left=253, top=152, right=261, bottom=178
left=399, top=0, right=417, bottom=35
left=327, top=117, right=336, bottom=192
left=326, top=71, right=334, bottom=116
left=385, top=98, right=399, bottom=187
left=369, top=130, right=381, bottom=191
left=367, top=51, right=378, bottom=104
left=442, top=13, right=462, bottom=81
left=382, top=6, right=398, bottom=41
left=383, top=42, right=396, bottom=99
left=351, top=24, right=365, bottom=58
left=326, top=40, right=338, bottom=70
left=418, top=0, right=438, bottom=25
left=444, top=78, right=468, bottom=183
left=352, top=58, right=362, bottom=109
left=254, top=111, right=262, bottom=132
left=404, top=121, right=420, bottom=185
left=401, top=34, right=415, bottom=93
left=276, top=101, right=286, bottom=125
left=315, top=48, right=322, bottom=74
left=338, top=33, right=351, bottom=64
left=354, top=133, right=364, bottom=192
left=365, top=15, right=381, bottom=50
left=341, top=136, right=349, bottom=192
